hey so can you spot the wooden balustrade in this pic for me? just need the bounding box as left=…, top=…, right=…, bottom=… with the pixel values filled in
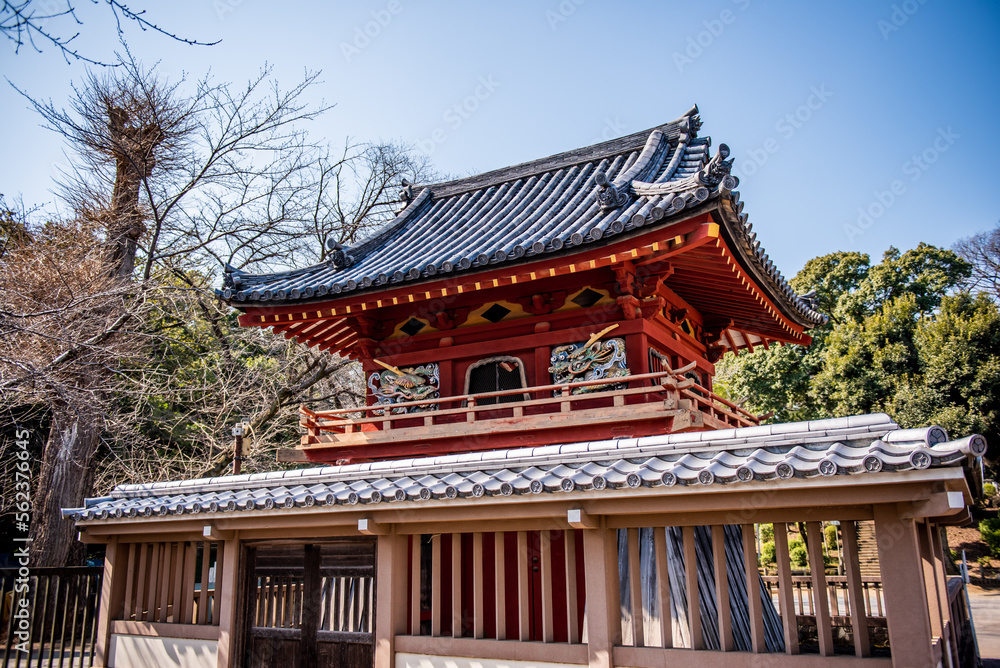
left=118, top=541, right=222, bottom=626
left=289, top=370, right=761, bottom=462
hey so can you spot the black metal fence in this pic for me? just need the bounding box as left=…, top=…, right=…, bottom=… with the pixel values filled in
left=0, top=567, right=102, bottom=668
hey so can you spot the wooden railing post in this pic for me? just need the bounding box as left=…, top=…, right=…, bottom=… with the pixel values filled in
left=874, top=504, right=935, bottom=668
left=215, top=534, right=240, bottom=668
left=374, top=533, right=408, bottom=668
left=583, top=525, right=619, bottom=668
left=93, top=538, right=127, bottom=668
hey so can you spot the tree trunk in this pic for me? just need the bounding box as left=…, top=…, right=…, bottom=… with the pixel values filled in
left=29, top=402, right=101, bottom=567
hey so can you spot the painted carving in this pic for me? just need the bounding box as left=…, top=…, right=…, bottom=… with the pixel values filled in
left=549, top=325, right=630, bottom=394
left=368, top=360, right=440, bottom=413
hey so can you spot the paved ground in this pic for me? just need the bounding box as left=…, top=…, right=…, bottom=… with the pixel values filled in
left=968, top=585, right=1000, bottom=665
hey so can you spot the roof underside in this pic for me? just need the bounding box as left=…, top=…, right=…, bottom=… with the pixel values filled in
left=68, top=414, right=986, bottom=523
left=221, top=106, right=825, bottom=331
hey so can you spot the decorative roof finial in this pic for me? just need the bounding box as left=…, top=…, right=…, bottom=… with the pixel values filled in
left=594, top=171, right=630, bottom=211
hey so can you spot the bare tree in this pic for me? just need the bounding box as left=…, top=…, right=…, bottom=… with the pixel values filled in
left=1, top=0, right=217, bottom=66
left=2, top=55, right=429, bottom=566
left=955, top=221, right=1000, bottom=302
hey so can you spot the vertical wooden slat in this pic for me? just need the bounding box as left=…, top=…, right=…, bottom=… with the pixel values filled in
left=134, top=543, right=149, bottom=622
left=145, top=543, right=160, bottom=622
left=626, top=528, right=643, bottom=647
left=540, top=530, right=554, bottom=643
left=410, top=535, right=421, bottom=635
left=806, top=522, right=834, bottom=656
left=197, top=542, right=211, bottom=625
left=742, top=524, right=765, bottom=653
left=495, top=532, right=507, bottom=641
left=452, top=533, right=462, bottom=637
left=712, top=525, right=733, bottom=651
left=473, top=532, right=485, bottom=639
left=170, top=542, right=183, bottom=623
left=123, top=543, right=137, bottom=620
left=158, top=542, right=172, bottom=623
left=213, top=542, right=225, bottom=625
left=181, top=541, right=197, bottom=624
left=517, top=531, right=530, bottom=641
left=565, top=529, right=579, bottom=644
left=682, top=526, right=702, bottom=650
left=841, top=521, right=871, bottom=657
left=653, top=528, right=672, bottom=648
left=919, top=521, right=944, bottom=642
left=930, top=524, right=956, bottom=667
left=773, top=523, right=799, bottom=654
left=431, top=535, right=441, bottom=636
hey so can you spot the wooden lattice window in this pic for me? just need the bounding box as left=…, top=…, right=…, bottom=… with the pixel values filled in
left=465, top=356, right=528, bottom=405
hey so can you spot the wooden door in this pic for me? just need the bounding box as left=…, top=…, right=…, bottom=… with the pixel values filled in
left=244, top=540, right=376, bottom=668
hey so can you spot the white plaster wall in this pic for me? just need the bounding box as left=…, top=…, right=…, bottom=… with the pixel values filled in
left=108, top=634, right=218, bottom=668
left=396, top=652, right=583, bottom=668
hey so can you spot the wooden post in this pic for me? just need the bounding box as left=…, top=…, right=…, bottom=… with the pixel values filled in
left=215, top=535, right=240, bottom=668
left=93, top=538, right=128, bottom=668
left=805, top=522, right=833, bottom=656
left=626, top=528, right=643, bottom=647
left=873, top=504, right=935, bottom=668
left=773, top=523, right=799, bottom=654
left=495, top=532, right=506, bottom=640
left=517, top=531, right=530, bottom=641
left=653, top=528, right=672, bottom=648
left=742, top=524, right=765, bottom=653
left=682, top=526, right=702, bottom=649
left=431, top=535, right=441, bottom=636
left=541, top=530, right=554, bottom=642
left=452, top=533, right=462, bottom=637
left=565, top=529, right=579, bottom=644
left=929, top=524, right=957, bottom=668
left=473, top=532, right=485, bottom=639
left=841, top=521, right=871, bottom=657
left=410, top=536, right=421, bottom=635
left=583, top=526, right=620, bottom=668
left=374, top=533, right=409, bottom=668
left=712, top=526, right=733, bottom=651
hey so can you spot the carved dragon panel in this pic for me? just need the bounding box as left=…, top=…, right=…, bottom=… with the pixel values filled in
left=549, top=325, right=630, bottom=395
left=368, top=360, right=440, bottom=413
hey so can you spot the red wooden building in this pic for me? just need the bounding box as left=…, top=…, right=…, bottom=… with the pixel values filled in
left=67, top=107, right=985, bottom=668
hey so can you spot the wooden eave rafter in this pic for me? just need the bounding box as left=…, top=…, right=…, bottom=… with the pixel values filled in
left=235, top=211, right=809, bottom=356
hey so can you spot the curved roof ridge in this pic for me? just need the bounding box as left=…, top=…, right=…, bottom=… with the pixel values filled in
left=424, top=106, right=700, bottom=199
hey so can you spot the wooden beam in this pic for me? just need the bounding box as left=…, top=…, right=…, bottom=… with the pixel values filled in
left=682, top=526, right=702, bottom=650
left=215, top=535, right=240, bottom=668
left=742, top=524, right=765, bottom=653
left=806, top=522, right=834, bottom=656
left=841, top=520, right=871, bottom=657
left=773, top=523, right=800, bottom=655
left=583, top=527, right=620, bottom=668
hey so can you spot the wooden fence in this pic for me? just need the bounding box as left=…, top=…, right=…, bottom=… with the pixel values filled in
left=0, top=567, right=102, bottom=668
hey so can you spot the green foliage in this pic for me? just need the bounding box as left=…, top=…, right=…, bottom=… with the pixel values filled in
left=789, top=538, right=808, bottom=569
left=986, top=483, right=998, bottom=497
left=760, top=540, right=776, bottom=565
left=824, top=523, right=838, bottom=551
left=982, top=518, right=1000, bottom=558
left=759, top=523, right=774, bottom=542
left=718, top=241, right=999, bottom=460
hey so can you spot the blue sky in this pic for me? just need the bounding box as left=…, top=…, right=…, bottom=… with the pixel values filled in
left=2, top=0, right=998, bottom=276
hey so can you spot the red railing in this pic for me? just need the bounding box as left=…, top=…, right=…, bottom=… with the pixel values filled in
left=299, top=369, right=760, bottom=446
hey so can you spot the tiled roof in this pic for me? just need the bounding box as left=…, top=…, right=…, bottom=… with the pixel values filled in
left=220, top=106, right=825, bottom=328
left=67, top=414, right=986, bottom=522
